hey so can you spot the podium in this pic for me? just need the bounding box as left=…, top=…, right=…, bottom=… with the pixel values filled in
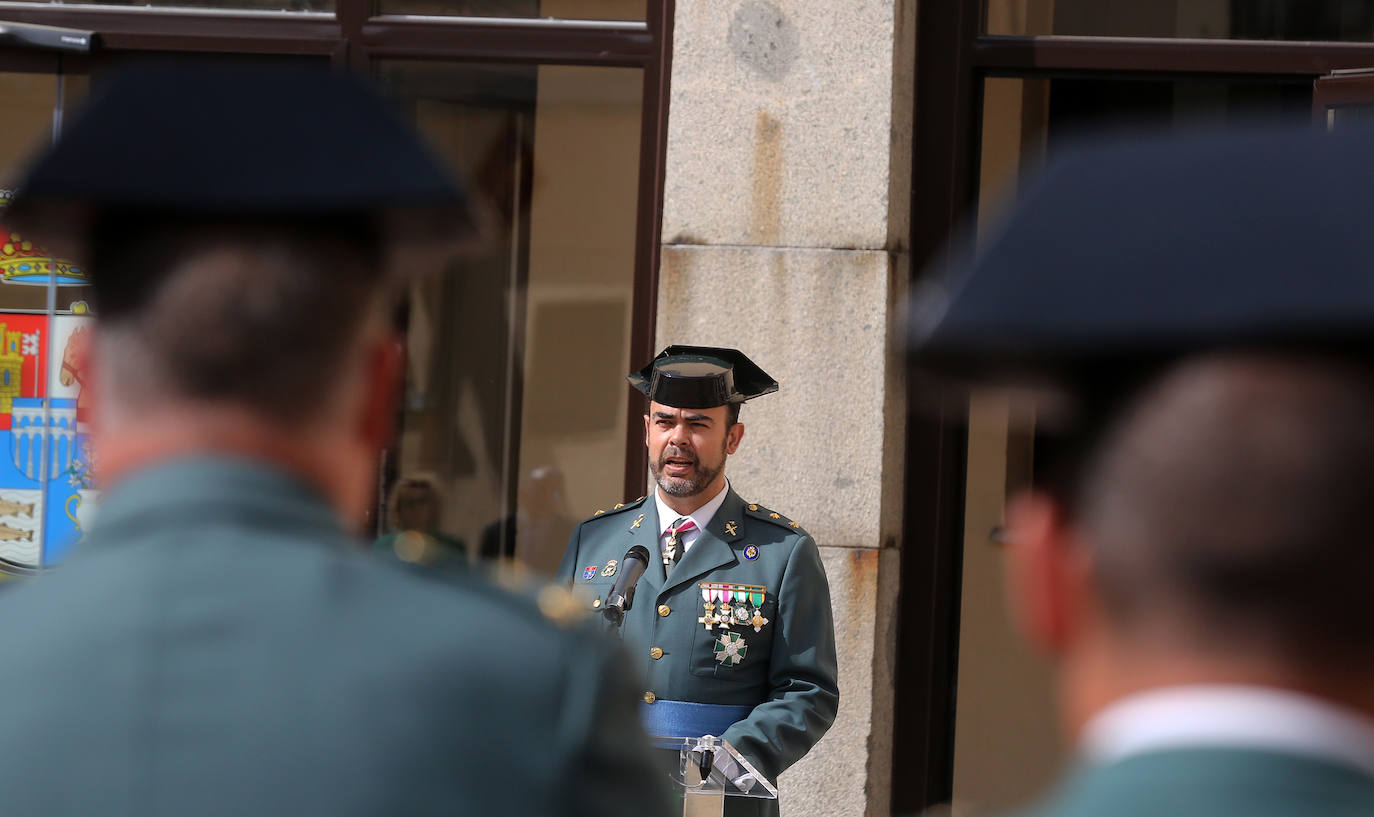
left=662, top=734, right=777, bottom=816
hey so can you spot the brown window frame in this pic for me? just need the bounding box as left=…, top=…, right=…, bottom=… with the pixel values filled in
left=897, top=2, right=1374, bottom=813
left=0, top=0, right=673, bottom=506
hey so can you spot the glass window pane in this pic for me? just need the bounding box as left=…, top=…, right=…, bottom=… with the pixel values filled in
left=376, top=0, right=643, bottom=21
left=988, top=0, right=1374, bottom=40
left=0, top=71, right=95, bottom=581
left=949, top=73, right=1312, bottom=814
left=0, top=0, right=332, bottom=11
left=376, top=61, right=642, bottom=578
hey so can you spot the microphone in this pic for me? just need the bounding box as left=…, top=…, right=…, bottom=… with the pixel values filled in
left=602, top=545, right=651, bottom=630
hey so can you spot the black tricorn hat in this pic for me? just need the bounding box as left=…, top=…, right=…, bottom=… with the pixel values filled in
left=910, top=123, right=1374, bottom=387
left=628, top=346, right=778, bottom=409
left=5, top=63, right=477, bottom=266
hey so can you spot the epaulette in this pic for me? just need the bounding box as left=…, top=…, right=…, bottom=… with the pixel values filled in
left=582, top=494, right=648, bottom=522
left=535, top=584, right=588, bottom=629
left=483, top=561, right=588, bottom=630
left=744, top=501, right=808, bottom=535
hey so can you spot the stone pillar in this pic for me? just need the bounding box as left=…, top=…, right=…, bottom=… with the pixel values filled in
left=657, top=3, right=914, bottom=815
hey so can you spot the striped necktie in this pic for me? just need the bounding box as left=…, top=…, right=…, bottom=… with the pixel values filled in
left=663, top=517, right=697, bottom=570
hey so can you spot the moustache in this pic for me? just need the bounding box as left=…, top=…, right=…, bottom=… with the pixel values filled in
left=659, top=448, right=697, bottom=465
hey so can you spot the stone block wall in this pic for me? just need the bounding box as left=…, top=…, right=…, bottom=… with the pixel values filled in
left=657, top=3, right=914, bottom=814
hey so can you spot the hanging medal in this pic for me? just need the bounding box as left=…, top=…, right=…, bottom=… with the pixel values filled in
left=699, top=583, right=716, bottom=631
left=749, top=586, right=769, bottom=632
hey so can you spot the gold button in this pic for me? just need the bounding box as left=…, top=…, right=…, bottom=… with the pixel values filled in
left=643, top=691, right=657, bottom=704
left=650, top=647, right=664, bottom=660
left=592, top=599, right=601, bottom=608
left=657, top=604, right=671, bottom=617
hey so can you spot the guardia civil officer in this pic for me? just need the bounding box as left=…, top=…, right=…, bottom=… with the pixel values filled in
left=912, top=125, right=1374, bottom=817
left=0, top=66, right=671, bottom=817
left=557, top=346, right=839, bottom=816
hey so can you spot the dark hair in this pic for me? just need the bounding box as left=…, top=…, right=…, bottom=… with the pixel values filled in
left=94, top=213, right=391, bottom=425
left=726, top=401, right=742, bottom=427
left=1065, top=351, right=1374, bottom=668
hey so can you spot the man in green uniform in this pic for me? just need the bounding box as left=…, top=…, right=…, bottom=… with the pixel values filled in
left=0, top=66, right=670, bottom=817
left=912, top=125, right=1374, bottom=817
left=558, top=346, right=839, bottom=815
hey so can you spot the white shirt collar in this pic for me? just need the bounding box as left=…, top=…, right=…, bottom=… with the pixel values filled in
left=655, top=479, right=730, bottom=538
left=1081, top=685, right=1374, bottom=778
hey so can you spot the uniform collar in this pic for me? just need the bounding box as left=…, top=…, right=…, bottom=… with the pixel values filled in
left=1081, top=684, right=1374, bottom=779
left=91, top=454, right=345, bottom=542
left=654, top=478, right=730, bottom=536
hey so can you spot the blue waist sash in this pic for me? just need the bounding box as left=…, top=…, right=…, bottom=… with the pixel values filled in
left=640, top=700, right=752, bottom=749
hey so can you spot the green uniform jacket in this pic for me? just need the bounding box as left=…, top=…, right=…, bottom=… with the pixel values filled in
left=0, top=457, right=672, bottom=817
left=1008, top=748, right=1374, bottom=817
left=556, top=488, right=839, bottom=796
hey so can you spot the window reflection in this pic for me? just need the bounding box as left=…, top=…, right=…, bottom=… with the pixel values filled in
left=378, top=61, right=642, bottom=577
left=375, top=0, right=644, bottom=22
left=987, top=0, right=1374, bottom=40
left=0, top=0, right=331, bottom=11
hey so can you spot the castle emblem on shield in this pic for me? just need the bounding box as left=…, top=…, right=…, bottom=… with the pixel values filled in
left=0, top=315, right=95, bottom=577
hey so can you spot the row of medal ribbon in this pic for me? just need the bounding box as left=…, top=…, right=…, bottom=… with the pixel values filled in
left=699, top=581, right=769, bottom=633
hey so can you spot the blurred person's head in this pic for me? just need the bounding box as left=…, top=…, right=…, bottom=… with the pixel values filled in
left=1004, top=351, right=1374, bottom=736
left=88, top=215, right=402, bottom=527
left=4, top=65, right=474, bottom=530
left=390, top=473, right=444, bottom=532
left=524, top=465, right=568, bottom=517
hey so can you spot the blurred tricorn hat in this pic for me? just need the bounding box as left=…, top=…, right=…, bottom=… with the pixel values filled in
left=5, top=63, right=479, bottom=263
left=910, top=123, right=1374, bottom=386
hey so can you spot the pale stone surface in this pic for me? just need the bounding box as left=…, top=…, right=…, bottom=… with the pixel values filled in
left=887, top=0, right=916, bottom=251
left=656, top=244, right=902, bottom=547
left=661, top=1, right=901, bottom=250
left=773, top=545, right=897, bottom=817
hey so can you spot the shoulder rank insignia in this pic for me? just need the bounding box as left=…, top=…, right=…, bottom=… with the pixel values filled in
left=537, top=586, right=586, bottom=628
left=745, top=502, right=803, bottom=533
left=582, top=565, right=599, bottom=580
left=585, top=496, right=646, bottom=521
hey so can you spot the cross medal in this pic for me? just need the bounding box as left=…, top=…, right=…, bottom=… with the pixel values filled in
left=663, top=529, right=680, bottom=566
left=698, top=584, right=716, bottom=630
left=664, top=518, right=696, bottom=566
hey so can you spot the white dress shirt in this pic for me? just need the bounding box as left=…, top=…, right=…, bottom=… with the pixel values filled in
left=1080, top=684, right=1374, bottom=778
left=654, top=479, right=730, bottom=557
